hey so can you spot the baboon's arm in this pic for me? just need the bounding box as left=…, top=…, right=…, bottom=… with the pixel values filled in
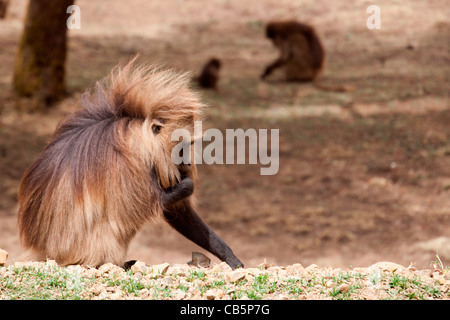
left=261, top=38, right=292, bottom=79
left=163, top=204, right=244, bottom=270
left=161, top=176, right=194, bottom=207
left=261, top=59, right=285, bottom=79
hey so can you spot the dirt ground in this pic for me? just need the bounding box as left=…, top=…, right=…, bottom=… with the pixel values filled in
left=0, top=0, right=449, bottom=270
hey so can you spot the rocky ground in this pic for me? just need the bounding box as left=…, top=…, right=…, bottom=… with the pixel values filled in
left=0, top=250, right=448, bottom=300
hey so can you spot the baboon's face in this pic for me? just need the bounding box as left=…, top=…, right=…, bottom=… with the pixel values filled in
left=101, top=61, right=204, bottom=190
left=131, top=112, right=197, bottom=189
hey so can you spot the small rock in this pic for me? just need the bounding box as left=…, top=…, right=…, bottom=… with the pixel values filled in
left=0, top=248, right=8, bottom=266
left=267, top=266, right=284, bottom=273
left=226, top=289, right=235, bottom=295
left=109, top=291, right=123, bottom=300
left=245, top=274, right=254, bottom=282
left=174, top=289, right=186, bottom=300
left=212, top=262, right=232, bottom=272
left=258, top=260, right=273, bottom=269
left=407, top=262, right=418, bottom=271
left=139, top=288, right=151, bottom=299
left=432, top=272, right=445, bottom=283
left=416, top=269, right=432, bottom=277
left=45, top=259, right=58, bottom=266
left=98, top=262, right=122, bottom=275
left=131, top=261, right=147, bottom=274
left=305, top=264, right=319, bottom=273
left=66, top=264, right=84, bottom=273
left=246, top=267, right=262, bottom=274
left=90, top=283, right=105, bottom=296
left=167, top=263, right=190, bottom=276
left=337, top=283, right=350, bottom=293
left=152, top=262, right=170, bottom=275
left=368, top=262, right=410, bottom=274
left=106, top=286, right=116, bottom=293
left=133, top=273, right=143, bottom=280
left=226, top=270, right=246, bottom=283
left=188, top=252, right=211, bottom=268
left=161, top=276, right=174, bottom=286
left=205, top=289, right=219, bottom=300
left=352, top=267, right=366, bottom=273
left=292, top=263, right=304, bottom=270
left=287, top=263, right=305, bottom=275
left=271, top=293, right=289, bottom=300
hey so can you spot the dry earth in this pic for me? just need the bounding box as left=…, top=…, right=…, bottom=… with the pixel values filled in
left=0, top=0, right=449, bottom=276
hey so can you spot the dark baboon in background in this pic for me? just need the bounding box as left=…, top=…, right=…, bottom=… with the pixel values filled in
left=197, top=58, right=222, bottom=90
left=261, top=21, right=353, bottom=91
left=17, top=58, right=243, bottom=269
left=261, top=20, right=324, bottom=82
left=261, top=20, right=351, bottom=91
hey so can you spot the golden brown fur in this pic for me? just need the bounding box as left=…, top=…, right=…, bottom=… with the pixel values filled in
left=17, top=58, right=204, bottom=267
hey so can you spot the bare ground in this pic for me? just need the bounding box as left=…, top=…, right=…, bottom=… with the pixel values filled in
left=0, top=0, right=449, bottom=271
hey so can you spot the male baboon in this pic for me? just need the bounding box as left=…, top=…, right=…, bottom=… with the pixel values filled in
left=261, top=20, right=351, bottom=91
left=17, top=58, right=243, bottom=269
left=197, top=58, right=221, bottom=90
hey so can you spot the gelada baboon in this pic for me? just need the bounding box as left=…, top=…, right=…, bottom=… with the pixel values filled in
left=17, top=57, right=243, bottom=269
left=197, top=58, right=221, bottom=90
left=261, top=20, right=350, bottom=91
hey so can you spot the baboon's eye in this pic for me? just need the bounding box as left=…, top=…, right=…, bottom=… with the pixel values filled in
left=152, top=123, right=162, bottom=135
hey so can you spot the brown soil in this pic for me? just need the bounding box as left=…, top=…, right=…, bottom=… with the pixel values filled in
left=0, top=0, right=449, bottom=270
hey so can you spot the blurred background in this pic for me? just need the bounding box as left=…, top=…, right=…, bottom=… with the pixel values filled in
left=0, top=0, right=449, bottom=269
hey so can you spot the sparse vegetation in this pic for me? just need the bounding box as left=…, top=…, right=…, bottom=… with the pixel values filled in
left=0, top=260, right=448, bottom=300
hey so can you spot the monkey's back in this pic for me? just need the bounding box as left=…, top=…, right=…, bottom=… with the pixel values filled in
left=17, top=109, right=161, bottom=266
left=17, top=59, right=204, bottom=267
left=268, top=21, right=325, bottom=81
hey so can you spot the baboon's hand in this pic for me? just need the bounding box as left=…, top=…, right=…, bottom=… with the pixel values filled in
left=161, top=176, right=194, bottom=207
left=260, top=67, right=271, bottom=80
left=177, top=176, right=194, bottom=196
left=177, top=163, right=192, bottom=178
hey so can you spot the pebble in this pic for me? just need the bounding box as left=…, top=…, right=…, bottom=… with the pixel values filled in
left=226, top=270, right=246, bottom=283
left=174, top=289, right=186, bottom=300
left=152, top=262, right=170, bottom=275
left=167, top=263, right=190, bottom=276
left=337, top=283, right=350, bottom=293
left=131, top=261, right=147, bottom=274
left=98, top=262, right=123, bottom=275
left=368, top=262, right=410, bottom=274
left=206, top=289, right=224, bottom=300
left=305, top=264, right=319, bottom=273
left=0, top=249, right=8, bottom=266
left=188, top=252, right=211, bottom=268
left=212, top=262, right=232, bottom=273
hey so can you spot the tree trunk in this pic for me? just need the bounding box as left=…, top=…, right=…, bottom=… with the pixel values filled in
left=13, top=0, right=74, bottom=107
left=0, top=0, right=9, bottom=19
